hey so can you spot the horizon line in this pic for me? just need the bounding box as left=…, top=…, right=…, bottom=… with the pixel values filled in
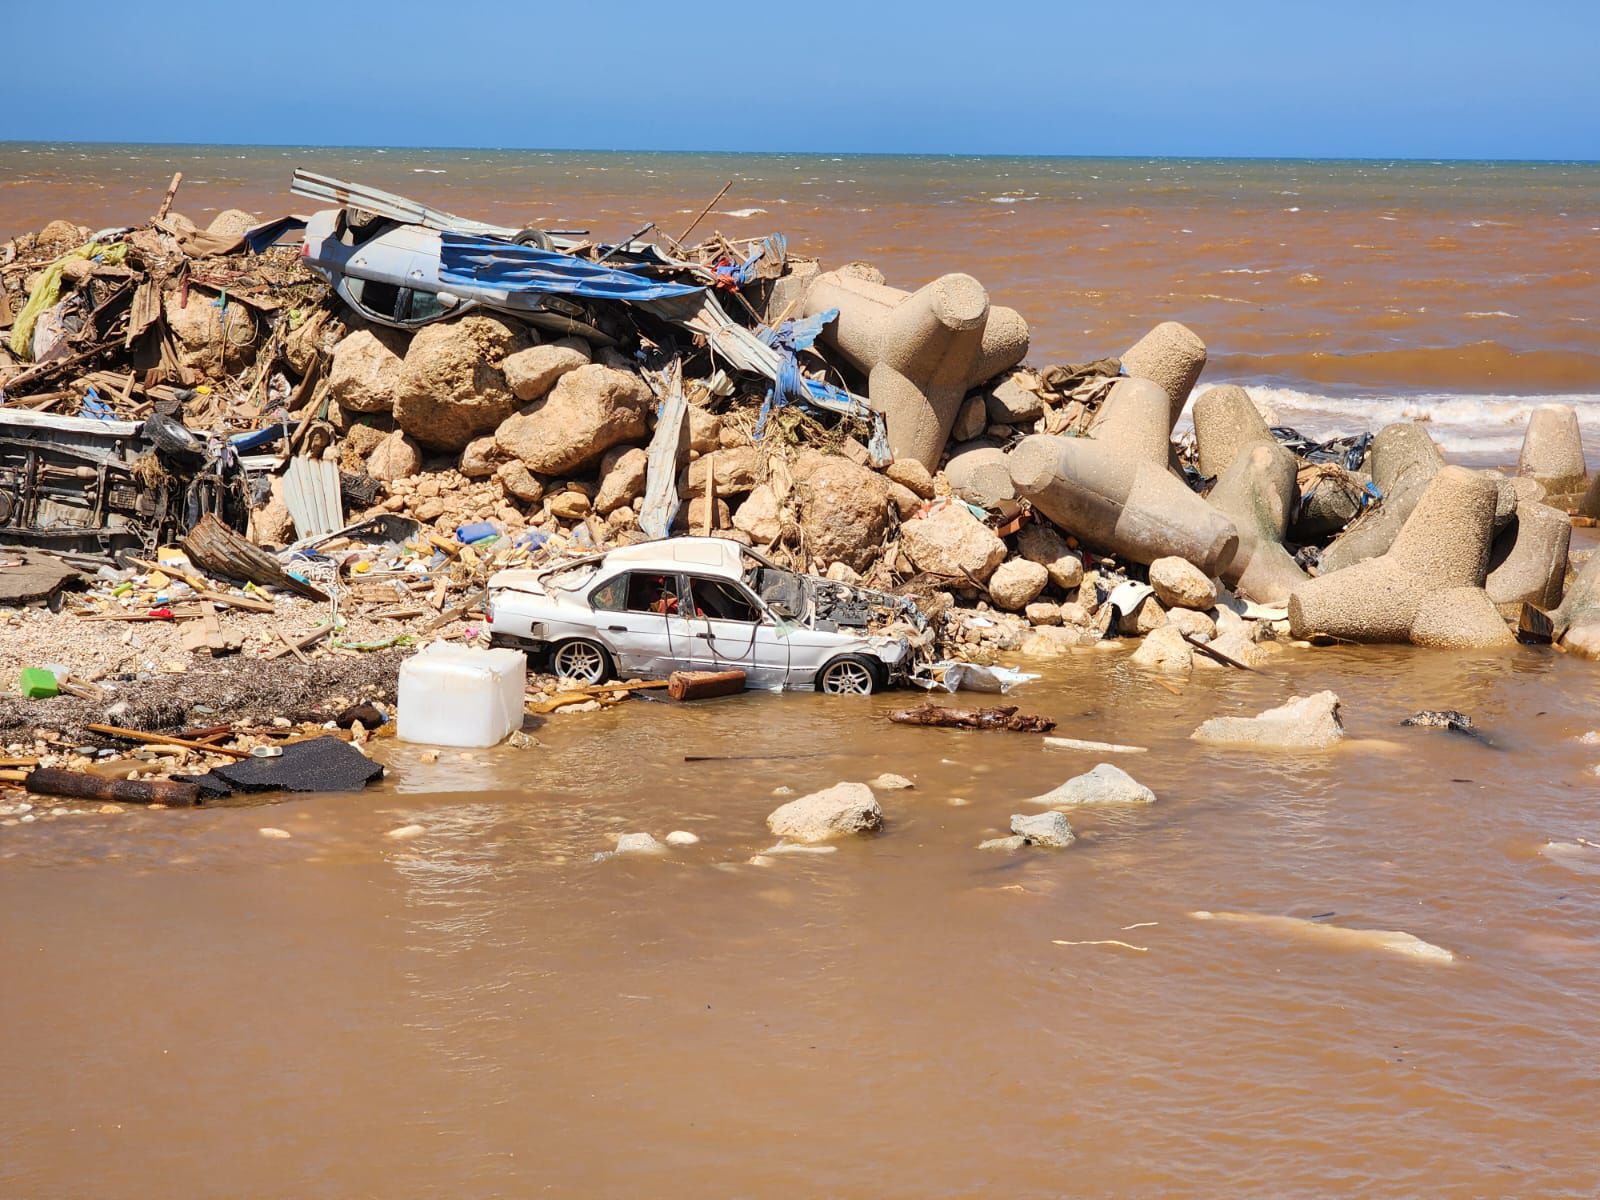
left=1, top=139, right=1596, bottom=167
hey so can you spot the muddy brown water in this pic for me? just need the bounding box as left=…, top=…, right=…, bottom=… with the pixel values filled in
left=4, top=642, right=1600, bottom=1197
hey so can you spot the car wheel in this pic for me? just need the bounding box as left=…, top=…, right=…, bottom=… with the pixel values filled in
left=816, top=654, right=881, bottom=695
left=142, top=411, right=205, bottom=468
left=550, top=638, right=613, bottom=685
left=512, top=228, right=555, bottom=251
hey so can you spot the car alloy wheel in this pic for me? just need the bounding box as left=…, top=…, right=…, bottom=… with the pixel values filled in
left=551, top=639, right=609, bottom=684
left=819, top=657, right=876, bottom=695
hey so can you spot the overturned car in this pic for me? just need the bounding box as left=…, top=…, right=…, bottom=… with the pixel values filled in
left=486, top=537, right=929, bottom=694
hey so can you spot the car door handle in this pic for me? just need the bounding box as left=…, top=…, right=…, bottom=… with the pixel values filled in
left=605, top=624, right=627, bottom=632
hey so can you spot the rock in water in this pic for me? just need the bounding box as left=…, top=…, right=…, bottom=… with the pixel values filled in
left=1009, top=811, right=1076, bottom=847
left=1024, top=762, right=1157, bottom=807
left=614, top=832, right=668, bottom=856
left=1190, top=691, right=1344, bottom=750
left=1189, top=910, right=1456, bottom=964
left=766, top=782, right=883, bottom=844
left=1400, top=710, right=1474, bottom=734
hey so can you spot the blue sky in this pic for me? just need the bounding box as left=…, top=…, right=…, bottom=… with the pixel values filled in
left=7, top=0, right=1597, bottom=158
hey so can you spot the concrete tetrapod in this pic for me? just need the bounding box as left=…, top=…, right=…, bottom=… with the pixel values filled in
left=1551, top=550, right=1600, bottom=658
left=1121, top=321, right=1207, bottom=429
left=1007, top=377, right=1240, bottom=577
left=798, top=266, right=1029, bottom=470
left=1517, top=403, right=1587, bottom=500
left=1206, top=440, right=1309, bottom=603
left=1485, top=499, right=1569, bottom=610
left=1316, top=422, right=1445, bottom=574
left=1192, top=384, right=1273, bottom=479
left=1288, top=465, right=1516, bottom=649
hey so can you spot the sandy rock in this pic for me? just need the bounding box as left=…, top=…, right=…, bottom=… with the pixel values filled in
left=826, top=562, right=863, bottom=585
left=884, top=479, right=923, bottom=519
left=327, top=328, right=406, bottom=414
left=988, top=558, right=1049, bottom=610
left=1164, top=607, right=1216, bottom=639
left=550, top=490, right=592, bottom=520
left=1025, top=601, right=1061, bottom=626
left=595, top=447, right=648, bottom=514
left=1059, top=601, right=1091, bottom=626
left=664, top=830, right=700, bottom=847
left=767, top=782, right=883, bottom=843
left=1010, top=811, right=1076, bottom=848
left=1192, top=629, right=1268, bottom=670
left=953, top=395, right=989, bottom=442
left=733, top=484, right=785, bottom=544
left=249, top=490, right=296, bottom=547
left=944, top=444, right=1015, bottom=509
left=163, top=288, right=257, bottom=374
left=687, top=404, right=722, bottom=454
left=503, top=343, right=589, bottom=401
left=979, top=834, right=1028, bottom=851
left=367, top=431, right=423, bottom=482
left=460, top=435, right=508, bottom=478
left=338, top=422, right=390, bottom=472
left=792, top=454, right=895, bottom=573
left=394, top=314, right=529, bottom=450
left=885, top=458, right=935, bottom=499
left=869, top=773, right=914, bottom=790
left=613, top=832, right=668, bottom=856
left=494, top=461, right=544, bottom=504
left=1026, top=762, right=1157, bottom=808
left=678, top=495, right=731, bottom=532
left=1191, top=690, right=1344, bottom=750
left=900, top=502, right=1007, bottom=582
left=685, top=446, right=761, bottom=498
left=1149, top=556, right=1217, bottom=610
left=1117, top=595, right=1167, bottom=636
left=1130, top=624, right=1193, bottom=672
left=1019, top=626, right=1084, bottom=658
left=1016, top=523, right=1084, bottom=590
left=496, top=363, right=652, bottom=474
left=37, top=219, right=84, bottom=246
left=207, top=208, right=257, bottom=239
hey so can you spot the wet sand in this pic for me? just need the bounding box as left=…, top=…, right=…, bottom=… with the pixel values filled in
left=4, top=639, right=1600, bottom=1197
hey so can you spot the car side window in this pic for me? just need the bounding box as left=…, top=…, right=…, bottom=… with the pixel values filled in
left=686, top=576, right=762, bottom=623
left=590, top=575, right=628, bottom=612
left=624, top=572, right=681, bottom=615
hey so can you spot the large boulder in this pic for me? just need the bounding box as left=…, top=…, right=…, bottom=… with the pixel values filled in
left=163, top=288, right=257, bottom=375
left=1148, top=556, right=1217, bottom=610
left=1016, top=522, right=1084, bottom=590
left=393, top=314, right=530, bottom=450
left=684, top=446, right=761, bottom=498
left=900, top=502, right=1007, bottom=582
left=792, top=454, right=895, bottom=573
left=495, top=363, right=652, bottom=475
left=338, top=421, right=390, bottom=472
left=366, top=430, right=422, bottom=483
left=503, top=342, right=590, bottom=401
left=459, top=434, right=508, bottom=478
left=327, top=328, right=407, bottom=414
left=767, top=782, right=883, bottom=843
left=733, top=484, right=786, bottom=544
left=1024, top=762, right=1157, bottom=808
left=988, top=559, right=1048, bottom=610
left=1130, top=624, right=1193, bottom=672
left=1191, top=691, right=1344, bottom=750
left=595, top=447, right=648, bottom=514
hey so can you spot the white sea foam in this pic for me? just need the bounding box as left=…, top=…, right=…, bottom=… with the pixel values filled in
left=1186, top=383, right=1600, bottom=464
left=721, top=207, right=767, bottom=218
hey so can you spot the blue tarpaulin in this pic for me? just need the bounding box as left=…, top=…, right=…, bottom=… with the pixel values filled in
left=439, top=233, right=704, bottom=302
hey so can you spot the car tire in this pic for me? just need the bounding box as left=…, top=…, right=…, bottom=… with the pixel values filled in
left=142, top=411, right=205, bottom=468
left=815, top=654, right=882, bottom=695
left=512, top=228, right=555, bottom=251
left=550, top=638, right=614, bottom=686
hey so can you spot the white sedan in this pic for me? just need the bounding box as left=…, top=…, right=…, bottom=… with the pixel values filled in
left=485, top=538, right=927, bottom=694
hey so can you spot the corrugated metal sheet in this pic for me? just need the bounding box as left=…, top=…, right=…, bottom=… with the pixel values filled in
left=283, top=457, right=343, bottom=540
left=291, top=170, right=519, bottom=239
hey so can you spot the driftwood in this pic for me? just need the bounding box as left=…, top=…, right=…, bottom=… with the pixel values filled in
left=84, top=722, right=252, bottom=759
left=668, top=669, right=747, bottom=701
left=887, top=704, right=1056, bottom=733
left=182, top=513, right=327, bottom=601
left=27, top=767, right=200, bottom=807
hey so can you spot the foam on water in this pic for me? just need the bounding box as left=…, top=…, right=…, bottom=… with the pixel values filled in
left=1187, top=383, right=1600, bottom=466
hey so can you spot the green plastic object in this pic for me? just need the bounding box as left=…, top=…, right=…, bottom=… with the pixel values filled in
left=19, top=668, right=59, bottom=699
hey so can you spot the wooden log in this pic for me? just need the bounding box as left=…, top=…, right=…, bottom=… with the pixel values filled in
left=155, top=171, right=184, bottom=221
left=26, top=767, right=200, bottom=807
left=887, top=704, right=1056, bottom=733
left=182, top=513, right=328, bottom=600
left=83, top=722, right=251, bottom=759
left=667, top=669, right=746, bottom=702
left=265, top=624, right=330, bottom=660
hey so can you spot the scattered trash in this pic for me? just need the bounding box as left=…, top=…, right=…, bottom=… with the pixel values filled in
left=176, top=736, right=383, bottom=795
left=25, top=766, right=200, bottom=807
left=1043, top=736, right=1148, bottom=754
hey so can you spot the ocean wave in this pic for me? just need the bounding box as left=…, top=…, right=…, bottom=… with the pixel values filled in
left=721, top=207, right=767, bottom=218
left=1187, top=383, right=1600, bottom=462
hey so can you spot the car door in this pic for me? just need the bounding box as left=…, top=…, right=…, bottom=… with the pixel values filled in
left=682, top=574, right=791, bottom=689
left=588, top=571, right=690, bottom=677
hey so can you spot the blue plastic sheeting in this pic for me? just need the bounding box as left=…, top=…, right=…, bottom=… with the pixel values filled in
left=715, top=233, right=786, bottom=287
left=754, top=308, right=884, bottom=451
left=439, top=233, right=703, bottom=302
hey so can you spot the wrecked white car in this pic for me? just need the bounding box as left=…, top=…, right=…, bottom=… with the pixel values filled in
left=486, top=537, right=928, bottom=694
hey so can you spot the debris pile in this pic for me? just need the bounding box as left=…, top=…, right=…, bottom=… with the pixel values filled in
left=2, top=167, right=1597, bottom=791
